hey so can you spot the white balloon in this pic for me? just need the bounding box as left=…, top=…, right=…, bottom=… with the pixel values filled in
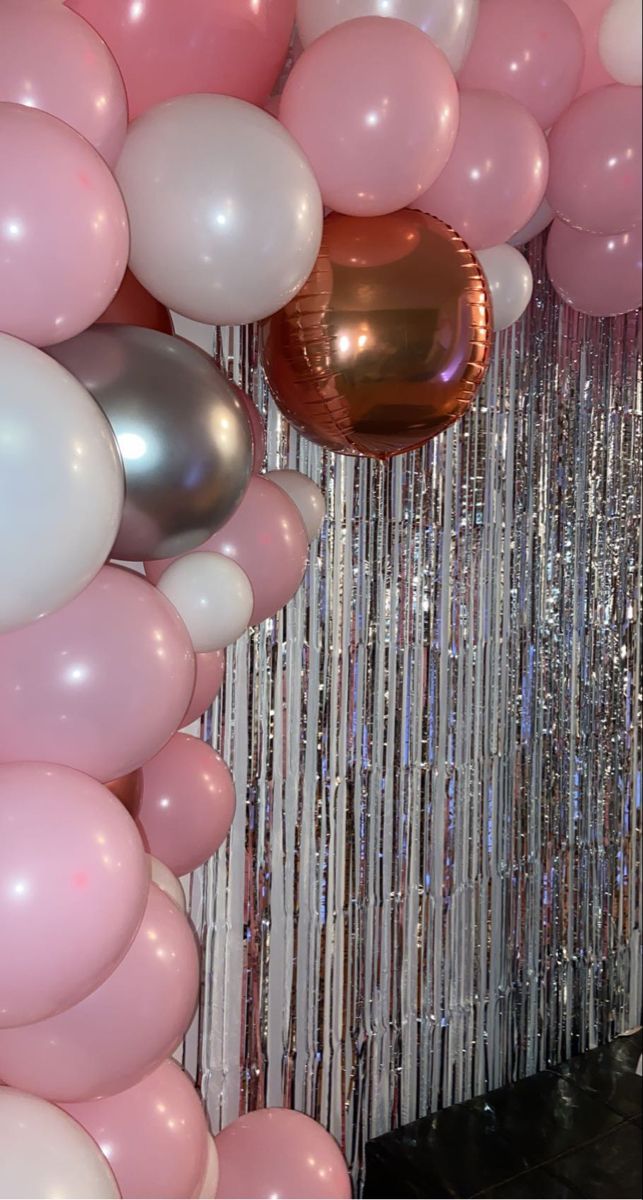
left=599, top=0, right=642, bottom=85
left=149, top=856, right=187, bottom=913
left=196, top=1135, right=220, bottom=1200
left=265, top=470, right=326, bottom=542
left=116, top=95, right=323, bottom=326
left=476, top=244, right=534, bottom=332
left=157, top=552, right=254, bottom=652
left=509, top=196, right=554, bottom=248
left=296, top=0, right=479, bottom=71
left=0, top=333, right=124, bottom=634
left=0, top=1088, right=119, bottom=1199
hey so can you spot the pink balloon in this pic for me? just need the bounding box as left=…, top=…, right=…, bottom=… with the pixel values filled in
left=279, top=16, right=459, bottom=216
left=546, top=219, right=642, bottom=316
left=413, top=90, right=549, bottom=250
left=547, top=85, right=642, bottom=235
left=0, top=763, right=148, bottom=1029
left=65, top=0, right=295, bottom=119
left=137, top=733, right=236, bottom=877
left=216, top=1109, right=352, bottom=1200
left=0, top=565, right=195, bottom=782
left=0, top=884, right=199, bottom=1101
left=182, top=650, right=226, bottom=727
left=0, top=0, right=128, bottom=165
left=0, top=103, right=128, bottom=347
left=458, top=0, right=584, bottom=130
left=232, top=383, right=267, bottom=473
left=62, top=1060, right=209, bottom=1200
left=145, top=476, right=308, bottom=625
left=564, top=0, right=613, bottom=96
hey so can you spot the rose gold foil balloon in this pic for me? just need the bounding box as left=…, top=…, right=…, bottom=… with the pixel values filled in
left=262, top=210, right=491, bottom=459
left=106, top=770, right=143, bottom=819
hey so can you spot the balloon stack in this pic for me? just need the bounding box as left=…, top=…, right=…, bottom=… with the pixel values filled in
left=0, top=1, right=640, bottom=1197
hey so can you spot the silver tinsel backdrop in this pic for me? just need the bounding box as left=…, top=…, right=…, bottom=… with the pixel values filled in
left=176, top=241, right=642, bottom=1189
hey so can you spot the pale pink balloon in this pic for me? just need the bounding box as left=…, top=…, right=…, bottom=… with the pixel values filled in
left=0, top=103, right=128, bottom=347
left=564, top=0, right=613, bottom=96
left=0, top=565, right=195, bottom=782
left=182, top=650, right=226, bottom=727
left=0, top=763, right=148, bottom=1029
left=62, top=1060, right=209, bottom=1200
left=414, top=90, right=548, bottom=250
left=547, top=84, right=642, bottom=235
left=146, top=476, right=309, bottom=625
left=458, top=0, right=584, bottom=129
left=65, top=0, right=295, bottom=118
left=137, top=734, right=236, bottom=877
left=546, top=219, right=642, bottom=316
left=0, top=884, right=199, bottom=1101
left=216, top=1109, right=352, bottom=1200
left=279, top=16, right=459, bottom=216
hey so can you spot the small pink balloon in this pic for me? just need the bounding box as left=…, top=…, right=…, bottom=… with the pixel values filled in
left=137, top=733, right=236, bottom=877
left=146, top=476, right=308, bottom=625
left=279, top=16, right=459, bottom=216
left=0, top=565, right=195, bottom=783
left=62, top=1059, right=209, bottom=1200
left=231, top=383, right=267, bottom=473
left=182, top=650, right=226, bottom=727
left=564, top=0, right=613, bottom=96
left=414, top=90, right=549, bottom=250
left=216, top=1109, right=352, bottom=1200
left=0, top=884, right=199, bottom=1102
left=547, top=84, right=642, bottom=235
left=546, top=219, right=642, bottom=316
left=0, top=103, right=128, bottom=347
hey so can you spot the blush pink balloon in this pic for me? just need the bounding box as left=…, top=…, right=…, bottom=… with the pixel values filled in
left=62, top=1059, right=209, bottom=1200
left=216, top=1109, right=352, bottom=1200
left=0, top=565, right=195, bottom=783
left=146, top=476, right=308, bottom=625
left=279, top=16, right=459, bottom=216
left=0, top=103, right=128, bottom=347
left=137, top=734, right=236, bottom=877
left=564, top=0, right=613, bottom=96
left=232, top=384, right=267, bottom=472
left=0, top=884, right=199, bottom=1102
left=65, top=0, right=295, bottom=118
left=546, top=219, right=642, bottom=316
left=182, top=650, right=226, bottom=727
left=547, top=84, right=642, bottom=235
left=413, top=90, right=549, bottom=250
left=458, top=0, right=584, bottom=130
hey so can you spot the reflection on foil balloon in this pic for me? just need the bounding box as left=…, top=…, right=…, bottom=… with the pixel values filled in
left=49, top=326, right=254, bottom=560
left=262, top=210, right=492, bottom=459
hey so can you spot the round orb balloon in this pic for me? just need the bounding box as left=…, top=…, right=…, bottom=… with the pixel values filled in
left=49, top=326, right=254, bottom=561
left=261, top=210, right=492, bottom=459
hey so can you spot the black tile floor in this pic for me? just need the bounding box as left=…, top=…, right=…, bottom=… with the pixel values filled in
left=364, top=1031, right=642, bottom=1199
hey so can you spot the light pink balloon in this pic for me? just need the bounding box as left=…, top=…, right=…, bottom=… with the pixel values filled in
left=0, top=884, right=199, bottom=1102
left=458, top=0, right=584, bottom=130
left=216, top=1109, right=352, bottom=1200
left=0, top=0, right=128, bottom=165
left=62, top=1059, right=209, bottom=1200
left=279, top=16, right=459, bottom=216
left=414, top=90, right=548, bottom=250
left=0, top=763, right=148, bottom=1029
left=0, top=103, right=128, bottom=347
left=547, top=84, right=642, bottom=235
left=137, top=734, right=236, bottom=877
left=146, top=476, right=309, bottom=625
left=564, top=0, right=613, bottom=96
left=0, top=565, right=195, bottom=782
left=546, top=219, right=642, bottom=316
left=182, top=650, right=226, bottom=727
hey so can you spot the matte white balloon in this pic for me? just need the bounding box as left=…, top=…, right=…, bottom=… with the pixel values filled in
left=196, top=1135, right=220, bottom=1200
left=265, top=470, right=326, bottom=542
left=509, top=196, right=554, bottom=248
left=599, top=0, right=642, bottom=85
left=149, top=856, right=187, bottom=913
left=296, top=0, right=479, bottom=70
left=0, top=333, right=124, bottom=634
left=117, top=95, right=323, bottom=326
left=157, top=552, right=254, bottom=652
left=0, top=1088, right=119, bottom=1199
left=476, top=244, right=534, bottom=331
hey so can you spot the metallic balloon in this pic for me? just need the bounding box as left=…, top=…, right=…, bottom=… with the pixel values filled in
left=261, top=210, right=492, bottom=459
left=106, top=770, right=143, bottom=819
left=49, top=326, right=254, bottom=560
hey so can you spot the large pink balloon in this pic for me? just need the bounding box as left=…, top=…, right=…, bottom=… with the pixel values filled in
left=65, top=0, right=295, bottom=118
left=413, top=90, right=549, bottom=250
left=564, top=0, right=613, bottom=96
left=62, top=1060, right=209, bottom=1200
left=146, top=476, right=308, bottom=625
left=458, top=0, right=584, bottom=130
left=137, top=734, right=236, bottom=877
left=279, top=16, right=459, bottom=216
left=546, top=220, right=642, bottom=316
left=0, top=565, right=195, bottom=782
left=0, top=103, right=128, bottom=347
left=0, top=884, right=199, bottom=1101
left=0, top=763, right=148, bottom=1029
left=216, top=1109, right=352, bottom=1200
left=182, top=650, right=226, bottom=727
left=547, top=85, right=642, bottom=236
